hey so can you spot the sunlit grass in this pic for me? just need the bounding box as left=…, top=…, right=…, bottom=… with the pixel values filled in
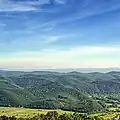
left=0, top=107, right=72, bottom=118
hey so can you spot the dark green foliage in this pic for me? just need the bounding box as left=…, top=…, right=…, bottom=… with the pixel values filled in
left=1, top=71, right=120, bottom=113
left=0, top=116, right=16, bottom=120
left=0, top=111, right=120, bottom=120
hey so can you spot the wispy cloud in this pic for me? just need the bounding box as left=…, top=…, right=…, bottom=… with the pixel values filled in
left=0, top=34, right=63, bottom=53
left=0, top=22, right=6, bottom=28
left=55, top=0, right=66, bottom=4
left=43, top=36, right=62, bottom=44
left=0, top=0, right=40, bottom=12
left=25, top=21, right=56, bottom=33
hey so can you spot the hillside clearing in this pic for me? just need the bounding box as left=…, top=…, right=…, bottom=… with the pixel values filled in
left=0, top=107, right=72, bottom=118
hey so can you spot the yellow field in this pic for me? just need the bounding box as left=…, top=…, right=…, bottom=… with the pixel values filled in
left=0, top=107, right=72, bottom=118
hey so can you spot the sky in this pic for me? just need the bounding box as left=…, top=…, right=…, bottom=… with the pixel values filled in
left=0, top=0, right=120, bottom=69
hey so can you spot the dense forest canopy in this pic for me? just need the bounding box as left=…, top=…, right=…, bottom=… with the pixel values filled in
left=0, top=71, right=120, bottom=113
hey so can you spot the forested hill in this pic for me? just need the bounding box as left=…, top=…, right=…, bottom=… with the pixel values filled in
left=0, top=70, right=120, bottom=113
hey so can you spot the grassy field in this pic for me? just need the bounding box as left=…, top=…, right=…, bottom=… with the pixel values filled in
left=0, top=107, right=72, bottom=118
left=0, top=107, right=120, bottom=119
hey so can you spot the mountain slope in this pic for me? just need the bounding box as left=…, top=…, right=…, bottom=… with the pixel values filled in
left=1, top=70, right=120, bottom=112
left=0, top=76, right=37, bottom=107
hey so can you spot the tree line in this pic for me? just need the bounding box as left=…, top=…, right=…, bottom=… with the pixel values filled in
left=0, top=111, right=120, bottom=120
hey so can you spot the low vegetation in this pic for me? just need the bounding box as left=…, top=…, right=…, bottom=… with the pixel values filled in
left=0, top=108, right=120, bottom=120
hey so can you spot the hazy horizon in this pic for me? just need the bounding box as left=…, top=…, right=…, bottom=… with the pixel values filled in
left=0, top=67, right=120, bottom=73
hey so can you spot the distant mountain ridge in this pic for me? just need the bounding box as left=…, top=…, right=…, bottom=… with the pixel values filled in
left=0, top=70, right=120, bottom=112
left=1, top=67, right=120, bottom=73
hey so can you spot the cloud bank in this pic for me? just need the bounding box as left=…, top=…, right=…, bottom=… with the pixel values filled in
left=0, top=46, right=120, bottom=69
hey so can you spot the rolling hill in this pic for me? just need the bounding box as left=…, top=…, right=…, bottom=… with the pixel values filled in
left=0, top=70, right=120, bottom=112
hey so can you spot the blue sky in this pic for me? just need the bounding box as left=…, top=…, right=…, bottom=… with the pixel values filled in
left=0, top=0, right=120, bottom=69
